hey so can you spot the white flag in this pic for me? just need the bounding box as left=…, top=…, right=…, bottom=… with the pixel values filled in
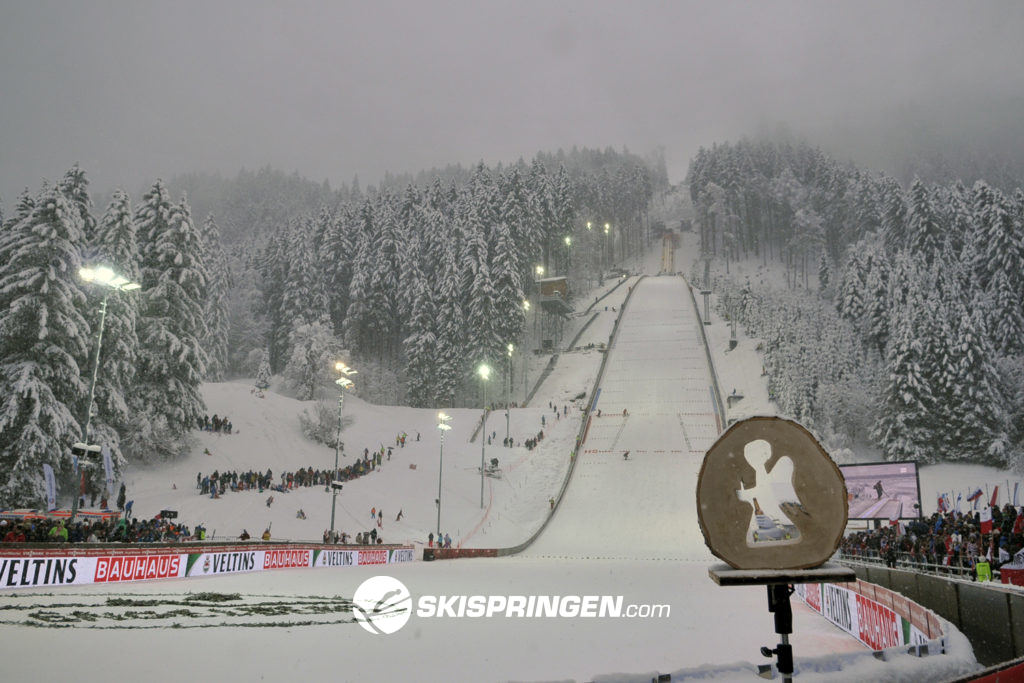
left=102, top=444, right=115, bottom=496
left=42, top=464, right=56, bottom=511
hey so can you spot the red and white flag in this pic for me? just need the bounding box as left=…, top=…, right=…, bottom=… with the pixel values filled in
left=980, top=506, right=993, bottom=534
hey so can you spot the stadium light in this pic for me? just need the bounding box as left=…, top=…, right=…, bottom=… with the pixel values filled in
left=76, top=266, right=139, bottom=522
left=330, top=360, right=357, bottom=538
left=506, top=344, right=514, bottom=446
left=437, top=412, right=452, bottom=542
left=478, top=363, right=491, bottom=508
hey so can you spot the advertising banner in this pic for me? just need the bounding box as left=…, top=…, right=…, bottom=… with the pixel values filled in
left=313, top=548, right=359, bottom=567
left=185, top=550, right=262, bottom=577
left=797, top=579, right=932, bottom=651
left=821, top=582, right=858, bottom=638
left=357, top=548, right=389, bottom=565
left=0, top=555, right=95, bottom=589
left=1, top=544, right=415, bottom=590
left=388, top=547, right=415, bottom=564
left=856, top=593, right=903, bottom=649
left=262, top=548, right=312, bottom=570
left=94, top=554, right=187, bottom=583
left=803, top=581, right=822, bottom=614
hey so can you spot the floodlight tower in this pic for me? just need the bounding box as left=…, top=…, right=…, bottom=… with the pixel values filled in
left=436, top=412, right=452, bottom=542
left=478, top=363, right=491, bottom=508
left=76, top=266, right=140, bottom=522
left=330, top=361, right=357, bottom=537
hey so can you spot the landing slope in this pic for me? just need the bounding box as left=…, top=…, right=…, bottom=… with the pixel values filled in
left=525, top=275, right=722, bottom=560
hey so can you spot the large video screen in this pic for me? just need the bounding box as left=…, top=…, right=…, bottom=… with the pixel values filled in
left=840, top=461, right=922, bottom=520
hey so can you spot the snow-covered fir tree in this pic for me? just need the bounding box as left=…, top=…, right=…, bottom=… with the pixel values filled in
left=282, top=320, right=339, bottom=401
left=367, top=192, right=404, bottom=360
left=317, top=206, right=354, bottom=337
left=861, top=245, right=891, bottom=354
left=490, top=219, right=525, bottom=353
left=905, top=178, right=944, bottom=267
left=199, top=214, right=231, bottom=380
left=135, top=180, right=175, bottom=290
left=342, top=201, right=376, bottom=356
left=835, top=241, right=867, bottom=323
left=255, top=350, right=272, bottom=390
left=461, top=203, right=501, bottom=373
left=942, top=282, right=1009, bottom=462
left=879, top=176, right=908, bottom=253
left=85, top=189, right=142, bottom=469
left=403, top=260, right=441, bottom=407
left=817, top=251, right=832, bottom=294
left=258, top=231, right=291, bottom=372
left=395, top=185, right=425, bottom=326
left=432, top=211, right=466, bottom=405
left=971, top=183, right=1024, bottom=354
left=128, top=192, right=208, bottom=459
left=225, top=246, right=267, bottom=375
left=872, top=272, right=935, bottom=462
left=0, top=187, right=90, bottom=505
left=59, top=164, right=98, bottom=247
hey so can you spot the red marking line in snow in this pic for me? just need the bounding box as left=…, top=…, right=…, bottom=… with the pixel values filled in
left=457, top=477, right=494, bottom=548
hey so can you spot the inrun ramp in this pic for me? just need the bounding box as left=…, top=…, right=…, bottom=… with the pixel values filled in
left=525, top=275, right=722, bottom=561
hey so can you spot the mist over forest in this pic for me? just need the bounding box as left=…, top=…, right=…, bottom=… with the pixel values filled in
left=2, top=2, right=1024, bottom=506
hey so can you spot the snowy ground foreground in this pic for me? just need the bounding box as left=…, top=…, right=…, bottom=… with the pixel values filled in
left=0, top=243, right=983, bottom=682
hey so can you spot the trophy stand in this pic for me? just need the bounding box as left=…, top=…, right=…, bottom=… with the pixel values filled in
left=708, top=564, right=855, bottom=682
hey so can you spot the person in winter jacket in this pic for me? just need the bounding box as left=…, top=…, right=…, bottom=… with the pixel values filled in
left=2, top=524, right=26, bottom=543
left=49, top=521, right=68, bottom=542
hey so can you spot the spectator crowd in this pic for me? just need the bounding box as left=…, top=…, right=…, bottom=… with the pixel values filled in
left=198, top=413, right=233, bottom=434
left=840, top=504, right=1024, bottom=579
left=1, top=515, right=194, bottom=544
left=197, top=448, right=391, bottom=499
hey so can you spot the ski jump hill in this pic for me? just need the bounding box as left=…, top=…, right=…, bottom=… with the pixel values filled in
left=525, top=274, right=723, bottom=561
left=0, top=266, right=983, bottom=683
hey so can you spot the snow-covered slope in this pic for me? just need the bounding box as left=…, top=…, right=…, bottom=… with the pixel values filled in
left=1, top=244, right=983, bottom=683
left=527, top=275, right=720, bottom=560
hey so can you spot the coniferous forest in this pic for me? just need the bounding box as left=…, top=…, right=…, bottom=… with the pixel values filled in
left=0, top=149, right=662, bottom=506
left=687, top=138, right=1024, bottom=468
left=1, top=135, right=1022, bottom=508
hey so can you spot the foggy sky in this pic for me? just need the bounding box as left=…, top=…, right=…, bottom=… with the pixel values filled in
left=2, top=0, right=1024, bottom=203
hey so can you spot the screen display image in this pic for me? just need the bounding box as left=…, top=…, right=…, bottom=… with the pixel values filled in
left=840, top=461, right=922, bottom=520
